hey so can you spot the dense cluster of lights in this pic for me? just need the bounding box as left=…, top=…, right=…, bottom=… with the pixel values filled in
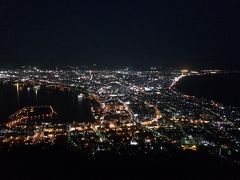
left=0, top=67, right=239, bottom=164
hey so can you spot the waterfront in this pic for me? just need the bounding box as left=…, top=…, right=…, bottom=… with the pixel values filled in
left=175, top=73, right=240, bottom=107
left=0, top=82, right=94, bottom=123
left=0, top=67, right=240, bottom=168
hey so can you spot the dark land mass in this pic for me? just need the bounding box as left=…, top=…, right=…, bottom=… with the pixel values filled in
left=0, top=148, right=239, bottom=180
left=175, top=73, right=240, bottom=107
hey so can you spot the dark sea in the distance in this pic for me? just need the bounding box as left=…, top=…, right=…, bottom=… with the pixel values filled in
left=175, top=73, right=240, bottom=107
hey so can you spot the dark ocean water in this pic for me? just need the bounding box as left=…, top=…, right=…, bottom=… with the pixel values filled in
left=175, top=73, right=240, bottom=107
left=0, top=83, right=94, bottom=123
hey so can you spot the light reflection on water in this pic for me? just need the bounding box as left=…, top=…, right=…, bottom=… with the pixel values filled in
left=0, top=82, right=94, bottom=123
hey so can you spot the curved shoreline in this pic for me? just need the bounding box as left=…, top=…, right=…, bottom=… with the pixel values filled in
left=0, top=81, right=97, bottom=123
left=173, top=72, right=240, bottom=107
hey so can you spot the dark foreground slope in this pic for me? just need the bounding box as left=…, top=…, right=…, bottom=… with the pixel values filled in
left=0, top=149, right=239, bottom=180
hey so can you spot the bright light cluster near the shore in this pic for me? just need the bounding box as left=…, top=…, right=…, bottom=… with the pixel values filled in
left=0, top=67, right=239, bottom=163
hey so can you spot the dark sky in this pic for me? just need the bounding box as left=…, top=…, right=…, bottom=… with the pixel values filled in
left=0, top=0, right=240, bottom=68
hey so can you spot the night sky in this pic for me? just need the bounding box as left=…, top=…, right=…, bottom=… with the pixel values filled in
left=0, top=0, right=240, bottom=68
